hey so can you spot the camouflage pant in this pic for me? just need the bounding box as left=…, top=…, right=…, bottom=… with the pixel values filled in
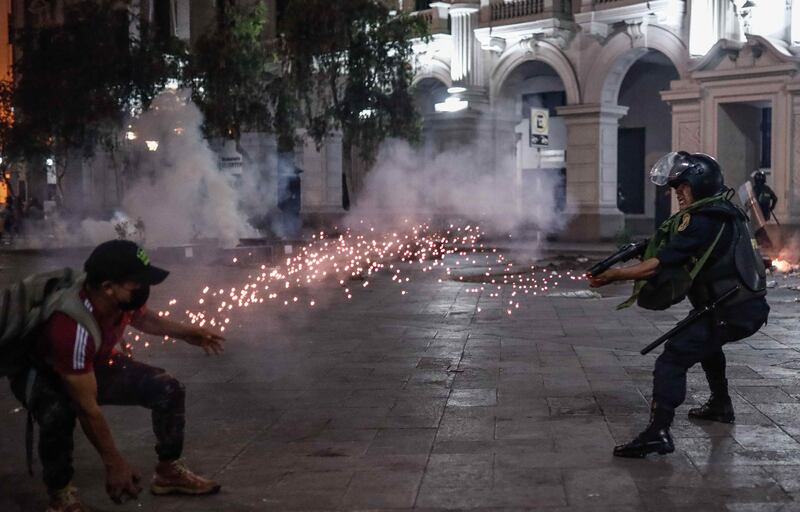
left=10, top=355, right=185, bottom=491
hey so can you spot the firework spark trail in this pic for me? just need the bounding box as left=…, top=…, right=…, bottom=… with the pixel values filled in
left=123, top=221, right=578, bottom=352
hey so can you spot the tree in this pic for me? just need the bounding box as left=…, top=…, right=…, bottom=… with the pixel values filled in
left=184, top=1, right=278, bottom=141
left=8, top=0, right=185, bottom=201
left=0, top=80, right=17, bottom=200
left=278, top=0, right=428, bottom=203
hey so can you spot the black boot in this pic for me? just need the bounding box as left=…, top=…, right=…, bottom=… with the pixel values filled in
left=688, top=393, right=735, bottom=423
left=614, top=404, right=675, bottom=458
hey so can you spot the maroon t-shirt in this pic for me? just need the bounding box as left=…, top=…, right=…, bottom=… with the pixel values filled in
left=38, top=290, right=146, bottom=374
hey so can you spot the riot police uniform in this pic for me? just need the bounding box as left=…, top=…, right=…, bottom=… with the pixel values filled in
left=752, top=170, right=777, bottom=221
left=614, top=152, right=770, bottom=458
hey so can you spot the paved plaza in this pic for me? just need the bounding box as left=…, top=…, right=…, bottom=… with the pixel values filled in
left=3, top=249, right=800, bottom=511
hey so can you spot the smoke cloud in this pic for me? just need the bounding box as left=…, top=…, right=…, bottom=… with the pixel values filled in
left=79, top=90, right=255, bottom=247
left=346, top=138, right=570, bottom=239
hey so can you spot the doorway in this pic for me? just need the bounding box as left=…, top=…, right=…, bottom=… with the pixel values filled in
left=716, top=100, right=772, bottom=192
left=617, top=127, right=645, bottom=216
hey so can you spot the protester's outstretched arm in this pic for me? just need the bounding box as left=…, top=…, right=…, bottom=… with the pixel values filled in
left=132, top=310, right=225, bottom=355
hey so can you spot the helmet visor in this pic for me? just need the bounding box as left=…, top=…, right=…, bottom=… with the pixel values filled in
left=649, top=152, right=692, bottom=186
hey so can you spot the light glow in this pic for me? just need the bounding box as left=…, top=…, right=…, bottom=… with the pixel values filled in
left=435, top=96, right=468, bottom=113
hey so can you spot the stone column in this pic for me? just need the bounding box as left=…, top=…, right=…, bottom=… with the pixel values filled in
left=447, top=2, right=482, bottom=89
left=239, top=132, right=278, bottom=210
left=557, top=103, right=628, bottom=241
left=174, top=0, right=191, bottom=41
left=788, top=88, right=800, bottom=221
left=297, top=132, right=344, bottom=221
left=662, top=87, right=702, bottom=215
left=322, top=133, right=344, bottom=213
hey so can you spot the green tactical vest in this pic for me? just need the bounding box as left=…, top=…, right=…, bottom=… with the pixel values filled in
left=618, top=194, right=727, bottom=310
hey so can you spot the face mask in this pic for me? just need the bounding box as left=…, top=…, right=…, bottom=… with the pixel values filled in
left=120, top=285, right=150, bottom=311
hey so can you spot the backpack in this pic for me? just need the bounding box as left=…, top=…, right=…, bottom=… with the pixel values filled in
left=0, top=268, right=101, bottom=378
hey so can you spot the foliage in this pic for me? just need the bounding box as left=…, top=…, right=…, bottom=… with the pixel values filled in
left=278, top=0, right=429, bottom=162
left=4, top=0, right=428, bottom=206
left=8, top=0, right=185, bottom=163
left=0, top=80, right=14, bottom=158
left=184, top=1, right=277, bottom=140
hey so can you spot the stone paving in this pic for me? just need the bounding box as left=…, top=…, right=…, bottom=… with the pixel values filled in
left=2, top=250, right=800, bottom=511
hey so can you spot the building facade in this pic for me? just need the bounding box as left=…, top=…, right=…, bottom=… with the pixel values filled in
left=406, top=0, right=800, bottom=240
left=9, top=1, right=799, bottom=241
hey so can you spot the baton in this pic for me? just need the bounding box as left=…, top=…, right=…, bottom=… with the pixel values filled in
left=640, top=286, right=739, bottom=355
left=771, top=210, right=782, bottom=226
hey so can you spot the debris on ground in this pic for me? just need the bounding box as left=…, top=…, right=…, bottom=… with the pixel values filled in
left=547, top=290, right=602, bottom=299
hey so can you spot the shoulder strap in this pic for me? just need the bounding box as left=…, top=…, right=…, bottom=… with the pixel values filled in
left=689, top=223, right=726, bottom=280
left=41, top=274, right=102, bottom=349
left=693, top=201, right=738, bottom=219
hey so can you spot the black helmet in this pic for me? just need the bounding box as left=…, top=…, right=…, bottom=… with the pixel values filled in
left=753, top=169, right=766, bottom=186
left=650, top=151, right=724, bottom=199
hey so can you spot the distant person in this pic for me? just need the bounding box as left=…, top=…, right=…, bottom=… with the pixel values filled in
left=752, top=170, right=777, bottom=222
left=8, top=240, right=225, bottom=511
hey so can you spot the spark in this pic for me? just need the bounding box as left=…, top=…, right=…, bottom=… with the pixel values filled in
left=126, top=221, right=571, bottom=351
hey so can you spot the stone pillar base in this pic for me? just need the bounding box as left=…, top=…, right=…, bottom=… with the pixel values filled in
left=558, top=209, right=625, bottom=242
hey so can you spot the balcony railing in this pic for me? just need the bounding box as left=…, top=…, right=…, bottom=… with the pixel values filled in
left=491, top=0, right=545, bottom=21
left=578, top=0, right=654, bottom=12
left=486, top=0, right=571, bottom=25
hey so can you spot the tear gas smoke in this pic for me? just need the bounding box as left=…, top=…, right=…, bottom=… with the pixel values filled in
left=80, top=90, right=255, bottom=247
left=345, top=139, right=569, bottom=240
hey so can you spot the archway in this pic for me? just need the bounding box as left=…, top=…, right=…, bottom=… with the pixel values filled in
left=412, top=77, right=448, bottom=117
left=584, top=26, right=689, bottom=105
left=496, top=60, right=569, bottom=222
left=411, top=77, right=449, bottom=150
left=615, top=50, right=680, bottom=234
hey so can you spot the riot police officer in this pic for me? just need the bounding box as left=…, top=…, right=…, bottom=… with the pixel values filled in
left=752, top=169, right=777, bottom=222
left=589, top=151, right=769, bottom=458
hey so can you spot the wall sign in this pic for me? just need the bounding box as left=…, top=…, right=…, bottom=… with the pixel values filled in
left=530, top=107, right=549, bottom=146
